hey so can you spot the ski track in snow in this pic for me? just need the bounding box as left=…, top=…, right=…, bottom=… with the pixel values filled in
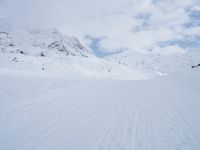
left=0, top=71, right=200, bottom=150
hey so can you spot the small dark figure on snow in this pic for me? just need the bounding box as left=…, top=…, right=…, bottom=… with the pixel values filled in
left=191, top=64, right=200, bottom=68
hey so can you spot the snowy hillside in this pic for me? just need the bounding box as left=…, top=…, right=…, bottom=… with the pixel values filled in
left=0, top=26, right=152, bottom=80
left=1, top=25, right=199, bottom=79
left=0, top=52, right=150, bottom=80
left=0, top=26, right=88, bottom=57
left=1, top=25, right=200, bottom=150
left=108, top=49, right=200, bottom=76
left=0, top=67, right=200, bottom=150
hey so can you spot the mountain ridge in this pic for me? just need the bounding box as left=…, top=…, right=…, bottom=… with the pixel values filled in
left=0, top=26, right=89, bottom=58
left=0, top=25, right=200, bottom=80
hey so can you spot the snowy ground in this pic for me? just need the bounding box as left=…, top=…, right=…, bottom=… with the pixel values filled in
left=0, top=67, right=200, bottom=150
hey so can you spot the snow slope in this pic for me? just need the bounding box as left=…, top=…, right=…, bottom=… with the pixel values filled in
left=1, top=25, right=200, bottom=150
left=2, top=25, right=199, bottom=79
left=0, top=68, right=200, bottom=150
left=0, top=25, right=151, bottom=80
left=0, top=52, right=150, bottom=80
left=0, top=26, right=88, bottom=57
left=108, top=49, right=200, bottom=75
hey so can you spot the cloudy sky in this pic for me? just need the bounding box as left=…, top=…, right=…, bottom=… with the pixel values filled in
left=0, top=0, right=200, bottom=56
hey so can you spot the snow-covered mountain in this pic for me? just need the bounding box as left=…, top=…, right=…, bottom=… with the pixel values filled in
left=0, top=25, right=200, bottom=80
left=107, top=48, right=200, bottom=75
left=0, top=26, right=150, bottom=80
left=0, top=26, right=89, bottom=57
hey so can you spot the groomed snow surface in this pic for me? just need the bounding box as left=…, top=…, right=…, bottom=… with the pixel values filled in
left=0, top=64, right=200, bottom=150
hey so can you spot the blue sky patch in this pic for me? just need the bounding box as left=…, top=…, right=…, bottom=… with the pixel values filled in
left=157, top=36, right=200, bottom=49
left=85, top=35, right=125, bottom=57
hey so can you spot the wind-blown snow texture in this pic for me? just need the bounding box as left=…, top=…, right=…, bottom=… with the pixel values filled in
left=0, top=69, right=200, bottom=150
left=0, top=26, right=200, bottom=150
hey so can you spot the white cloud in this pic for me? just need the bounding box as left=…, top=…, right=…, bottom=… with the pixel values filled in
left=182, top=26, right=200, bottom=36
left=153, top=45, right=185, bottom=56
left=0, top=0, right=200, bottom=54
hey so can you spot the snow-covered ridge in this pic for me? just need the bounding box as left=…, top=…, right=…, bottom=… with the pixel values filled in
left=0, top=26, right=152, bottom=80
left=107, top=48, right=200, bottom=75
left=0, top=26, right=89, bottom=57
left=0, top=25, right=199, bottom=80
